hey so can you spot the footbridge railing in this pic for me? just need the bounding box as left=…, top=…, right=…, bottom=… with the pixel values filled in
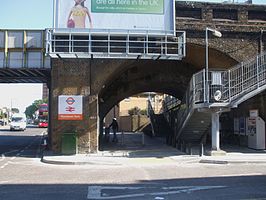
left=195, top=51, right=266, bottom=107
left=166, top=51, right=266, bottom=142
left=46, top=28, right=186, bottom=60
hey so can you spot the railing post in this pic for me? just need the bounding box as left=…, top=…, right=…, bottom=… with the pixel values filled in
left=88, top=31, right=91, bottom=54
left=108, top=31, right=110, bottom=55
left=126, top=30, right=129, bottom=55
left=52, top=30, right=56, bottom=53
left=45, top=29, right=50, bottom=55
left=146, top=31, right=149, bottom=54
left=241, top=62, right=244, bottom=92
left=192, top=74, right=196, bottom=103
left=256, top=55, right=260, bottom=88
left=165, top=34, right=167, bottom=55
left=203, top=69, right=206, bottom=102
left=228, top=70, right=231, bottom=103
left=183, top=32, right=186, bottom=57
left=69, top=33, right=71, bottom=53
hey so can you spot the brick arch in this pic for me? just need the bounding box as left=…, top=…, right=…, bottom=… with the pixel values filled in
left=98, top=43, right=238, bottom=119
left=98, top=60, right=192, bottom=118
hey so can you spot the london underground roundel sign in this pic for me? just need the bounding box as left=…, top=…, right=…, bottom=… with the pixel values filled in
left=66, top=97, right=75, bottom=105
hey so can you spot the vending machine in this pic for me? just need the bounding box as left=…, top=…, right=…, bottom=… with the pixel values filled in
left=247, top=117, right=265, bottom=150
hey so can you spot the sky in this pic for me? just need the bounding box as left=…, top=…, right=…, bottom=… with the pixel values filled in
left=0, top=0, right=265, bottom=113
left=0, top=84, right=43, bottom=113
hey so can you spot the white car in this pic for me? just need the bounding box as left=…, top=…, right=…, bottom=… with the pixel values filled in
left=10, top=113, right=27, bottom=131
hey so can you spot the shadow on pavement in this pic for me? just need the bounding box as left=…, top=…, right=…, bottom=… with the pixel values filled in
left=100, top=132, right=185, bottom=158
left=1, top=175, right=266, bottom=200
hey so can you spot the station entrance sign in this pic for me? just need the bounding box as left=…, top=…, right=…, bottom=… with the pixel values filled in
left=58, top=95, right=83, bottom=120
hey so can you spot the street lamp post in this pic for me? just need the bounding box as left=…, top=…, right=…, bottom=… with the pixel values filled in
left=205, top=27, right=222, bottom=103
left=205, top=27, right=224, bottom=154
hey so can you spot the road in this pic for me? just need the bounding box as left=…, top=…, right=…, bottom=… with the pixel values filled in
left=0, top=127, right=266, bottom=200
left=0, top=126, right=44, bottom=159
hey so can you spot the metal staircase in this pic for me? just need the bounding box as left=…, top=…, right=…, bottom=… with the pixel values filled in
left=147, top=99, right=174, bottom=137
left=165, top=52, right=266, bottom=146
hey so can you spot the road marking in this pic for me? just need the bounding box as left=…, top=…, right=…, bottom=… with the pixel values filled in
left=87, top=185, right=226, bottom=199
left=217, top=173, right=263, bottom=177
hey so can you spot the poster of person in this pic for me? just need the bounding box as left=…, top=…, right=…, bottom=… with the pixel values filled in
left=67, top=0, right=92, bottom=28
left=54, top=0, right=175, bottom=34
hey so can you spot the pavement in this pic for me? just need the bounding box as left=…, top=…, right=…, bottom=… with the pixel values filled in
left=0, top=125, right=10, bottom=130
left=41, top=132, right=266, bottom=165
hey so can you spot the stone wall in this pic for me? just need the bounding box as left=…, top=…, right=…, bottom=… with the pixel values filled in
left=51, top=59, right=98, bottom=153
left=175, top=1, right=266, bottom=63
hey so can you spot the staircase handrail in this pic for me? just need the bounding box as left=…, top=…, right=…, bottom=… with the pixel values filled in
left=226, top=52, right=266, bottom=106
left=162, top=95, right=181, bottom=112
left=173, top=51, right=266, bottom=140
left=192, top=52, right=266, bottom=106
left=147, top=99, right=156, bottom=136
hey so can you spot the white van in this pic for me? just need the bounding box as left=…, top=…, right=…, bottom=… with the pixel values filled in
left=10, top=113, right=27, bottom=131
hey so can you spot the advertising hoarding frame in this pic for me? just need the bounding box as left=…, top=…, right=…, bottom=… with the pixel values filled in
left=53, top=0, right=176, bottom=36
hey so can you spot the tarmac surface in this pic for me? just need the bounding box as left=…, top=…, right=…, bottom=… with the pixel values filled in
left=41, top=132, right=266, bottom=165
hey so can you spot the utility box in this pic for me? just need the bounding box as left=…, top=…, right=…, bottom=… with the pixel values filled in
left=61, top=133, right=77, bottom=155
left=247, top=117, right=265, bottom=150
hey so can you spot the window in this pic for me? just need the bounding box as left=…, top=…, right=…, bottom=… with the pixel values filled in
left=213, top=9, right=238, bottom=21
left=248, top=10, right=266, bottom=21
left=176, top=7, right=202, bottom=20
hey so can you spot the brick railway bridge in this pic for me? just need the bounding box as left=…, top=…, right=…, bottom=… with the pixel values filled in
left=1, top=1, right=266, bottom=154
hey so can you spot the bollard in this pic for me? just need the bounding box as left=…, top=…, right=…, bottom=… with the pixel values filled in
left=200, top=143, right=204, bottom=157
left=142, top=132, right=145, bottom=146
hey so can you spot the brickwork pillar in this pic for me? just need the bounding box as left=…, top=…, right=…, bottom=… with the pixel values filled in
left=50, top=59, right=98, bottom=153
left=202, top=7, right=213, bottom=22
left=238, top=9, right=248, bottom=23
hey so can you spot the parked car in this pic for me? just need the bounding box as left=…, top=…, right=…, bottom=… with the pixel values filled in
left=10, top=113, right=27, bottom=131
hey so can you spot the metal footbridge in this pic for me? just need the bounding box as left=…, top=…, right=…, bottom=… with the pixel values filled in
left=0, top=30, right=50, bottom=83
left=150, top=52, right=266, bottom=152
left=0, top=28, right=187, bottom=83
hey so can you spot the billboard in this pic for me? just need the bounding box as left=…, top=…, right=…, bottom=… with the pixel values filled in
left=54, top=0, right=175, bottom=34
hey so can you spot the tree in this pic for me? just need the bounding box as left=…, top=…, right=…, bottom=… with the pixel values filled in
left=128, top=107, right=141, bottom=116
left=25, top=98, right=48, bottom=119
left=128, top=107, right=147, bottom=116
left=0, top=110, right=3, bottom=119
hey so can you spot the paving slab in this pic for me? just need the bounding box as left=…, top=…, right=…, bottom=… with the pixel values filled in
left=41, top=132, right=266, bottom=165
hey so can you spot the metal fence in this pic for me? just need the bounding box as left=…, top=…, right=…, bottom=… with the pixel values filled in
left=164, top=51, right=266, bottom=137
left=46, top=28, right=186, bottom=60
left=192, top=51, right=266, bottom=106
